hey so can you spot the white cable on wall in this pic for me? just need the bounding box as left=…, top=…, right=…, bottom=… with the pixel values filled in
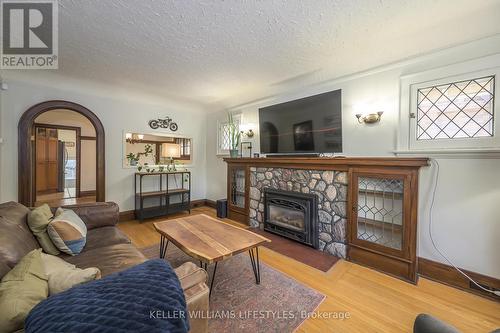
left=428, top=158, right=500, bottom=296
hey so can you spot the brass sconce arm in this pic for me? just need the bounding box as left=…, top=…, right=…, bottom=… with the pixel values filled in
left=355, top=111, right=384, bottom=124
left=240, top=129, right=254, bottom=138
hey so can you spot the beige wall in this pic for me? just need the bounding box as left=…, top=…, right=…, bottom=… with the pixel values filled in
left=80, top=140, right=96, bottom=192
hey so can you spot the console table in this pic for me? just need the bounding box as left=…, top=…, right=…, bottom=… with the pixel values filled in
left=224, top=157, right=429, bottom=283
left=134, top=171, right=191, bottom=221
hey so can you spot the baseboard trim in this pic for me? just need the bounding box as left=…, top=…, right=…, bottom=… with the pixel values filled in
left=119, top=210, right=136, bottom=222
left=119, top=199, right=217, bottom=222
left=80, top=190, right=97, bottom=197
left=190, top=199, right=207, bottom=208
left=205, top=199, right=216, bottom=208
left=418, top=257, right=500, bottom=301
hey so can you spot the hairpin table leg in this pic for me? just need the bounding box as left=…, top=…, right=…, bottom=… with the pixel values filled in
left=159, top=235, right=169, bottom=259
left=248, top=247, right=261, bottom=284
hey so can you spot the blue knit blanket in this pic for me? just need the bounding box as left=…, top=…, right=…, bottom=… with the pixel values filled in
left=25, top=259, right=189, bottom=333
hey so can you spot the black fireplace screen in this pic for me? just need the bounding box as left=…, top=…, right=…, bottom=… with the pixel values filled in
left=268, top=201, right=306, bottom=232
left=264, top=188, right=318, bottom=248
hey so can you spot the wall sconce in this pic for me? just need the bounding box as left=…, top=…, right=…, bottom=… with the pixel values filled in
left=241, top=129, right=254, bottom=138
left=126, top=133, right=144, bottom=144
left=239, top=123, right=255, bottom=138
left=355, top=111, right=384, bottom=124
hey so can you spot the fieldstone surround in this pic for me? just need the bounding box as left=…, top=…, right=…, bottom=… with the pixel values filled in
left=249, top=167, right=348, bottom=258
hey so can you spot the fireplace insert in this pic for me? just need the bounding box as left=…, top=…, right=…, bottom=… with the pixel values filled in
left=264, top=188, right=318, bottom=248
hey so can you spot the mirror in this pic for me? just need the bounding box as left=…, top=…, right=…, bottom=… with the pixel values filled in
left=123, top=132, right=192, bottom=170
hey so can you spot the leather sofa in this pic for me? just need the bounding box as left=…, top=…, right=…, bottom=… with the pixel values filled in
left=0, top=201, right=209, bottom=333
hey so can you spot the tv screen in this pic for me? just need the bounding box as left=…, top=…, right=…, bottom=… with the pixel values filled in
left=259, top=89, right=342, bottom=154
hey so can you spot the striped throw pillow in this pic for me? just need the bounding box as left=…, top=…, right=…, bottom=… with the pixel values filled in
left=47, top=210, right=87, bottom=255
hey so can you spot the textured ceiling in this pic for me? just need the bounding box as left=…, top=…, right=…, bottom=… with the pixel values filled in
left=57, top=0, right=500, bottom=107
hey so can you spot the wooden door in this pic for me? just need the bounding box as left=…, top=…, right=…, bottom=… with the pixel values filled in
left=35, top=128, right=48, bottom=192
left=35, top=127, right=59, bottom=193
left=227, top=164, right=249, bottom=223
left=348, top=168, right=418, bottom=283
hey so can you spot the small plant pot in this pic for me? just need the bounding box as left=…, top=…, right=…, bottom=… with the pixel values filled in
left=229, top=149, right=239, bottom=158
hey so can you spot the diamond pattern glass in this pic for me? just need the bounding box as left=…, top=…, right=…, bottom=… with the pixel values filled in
left=219, top=123, right=232, bottom=150
left=218, top=118, right=240, bottom=152
left=357, top=177, right=403, bottom=250
left=230, top=168, right=245, bottom=208
left=416, top=76, right=495, bottom=140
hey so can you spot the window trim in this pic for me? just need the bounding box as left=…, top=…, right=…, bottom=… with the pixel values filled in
left=398, top=54, right=500, bottom=153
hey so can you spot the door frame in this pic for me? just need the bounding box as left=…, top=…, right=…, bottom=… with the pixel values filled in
left=18, top=100, right=105, bottom=206
left=34, top=123, right=81, bottom=199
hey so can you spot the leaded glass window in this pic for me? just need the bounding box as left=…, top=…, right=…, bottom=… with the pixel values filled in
left=416, top=76, right=495, bottom=140
left=217, top=115, right=240, bottom=155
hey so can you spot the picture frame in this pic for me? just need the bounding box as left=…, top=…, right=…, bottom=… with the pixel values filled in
left=240, top=141, right=253, bottom=158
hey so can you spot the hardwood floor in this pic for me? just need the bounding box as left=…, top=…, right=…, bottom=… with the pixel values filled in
left=35, top=192, right=96, bottom=207
left=118, top=207, right=500, bottom=333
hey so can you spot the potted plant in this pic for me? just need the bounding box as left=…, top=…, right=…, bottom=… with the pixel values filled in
left=126, top=153, right=140, bottom=166
left=227, top=113, right=241, bottom=158
left=126, top=144, right=153, bottom=168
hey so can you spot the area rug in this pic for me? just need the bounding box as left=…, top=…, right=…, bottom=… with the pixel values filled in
left=140, top=243, right=325, bottom=333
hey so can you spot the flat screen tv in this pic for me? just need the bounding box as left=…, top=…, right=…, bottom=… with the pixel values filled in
left=259, top=89, right=342, bottom=155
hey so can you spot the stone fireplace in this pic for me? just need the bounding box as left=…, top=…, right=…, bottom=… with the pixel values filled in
left=264, top=188, right=318, bottom=249
left=249, top=167, right=348, bottom=258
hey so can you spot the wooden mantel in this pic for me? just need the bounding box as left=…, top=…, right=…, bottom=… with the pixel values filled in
left=223, top=156, right=430, bottom=169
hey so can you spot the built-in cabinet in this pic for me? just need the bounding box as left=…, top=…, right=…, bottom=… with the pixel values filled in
left=227, top=164, right=249, bottom=223
left=349, top=168, right=419, bottom=282
left=224, top=157, right=427, bottom=283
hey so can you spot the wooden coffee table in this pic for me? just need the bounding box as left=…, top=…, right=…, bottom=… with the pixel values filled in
left=153, top=214, right=270, bottom=296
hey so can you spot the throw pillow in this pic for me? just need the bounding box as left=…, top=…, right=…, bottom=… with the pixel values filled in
left=27, top=204, right=60, bottom=255
left=40, top=253, right=101, bottom=295
left=0, top=249, right=48, bottom=333
left=55, top=207, right=64, bottom=217
left=47, top=209, right=87, bottom=256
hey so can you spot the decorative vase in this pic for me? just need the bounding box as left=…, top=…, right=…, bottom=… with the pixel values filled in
left=229, top=149, right=239, bottom=158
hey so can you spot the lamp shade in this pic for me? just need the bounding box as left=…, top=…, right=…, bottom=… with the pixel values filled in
left=161, top=143, right=181, bottom=158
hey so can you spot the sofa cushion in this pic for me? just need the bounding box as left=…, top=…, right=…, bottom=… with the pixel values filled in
left=27, top=204, right=60, bottom=255
left=62, top=243, right=146, bottom=277
left=0, top=249, right=48, bottom=333
left=0, top=201, right=30, bottom=226
left=47, top=209, right=87, bottom=255
left=40, top=253, right=101, bottom=295
left=83, top=226, right=131, bottom=251
left=0, top=216, right=40, bottom=279
left=60, top=202, right=119, bottom=230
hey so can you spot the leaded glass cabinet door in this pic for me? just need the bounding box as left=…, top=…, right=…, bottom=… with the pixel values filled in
left=349, top=169, right=418, bottom=283
left=228, top=165, right=247, bottom=212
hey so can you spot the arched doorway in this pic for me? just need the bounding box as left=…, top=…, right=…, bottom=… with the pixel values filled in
left=18, top=100, right=105, bottom=206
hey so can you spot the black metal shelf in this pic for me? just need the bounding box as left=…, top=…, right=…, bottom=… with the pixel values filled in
left=134, top=171, right=191, bottom=222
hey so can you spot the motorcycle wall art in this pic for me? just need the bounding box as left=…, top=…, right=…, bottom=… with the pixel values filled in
left=148, top=117, right=178, bottom=131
